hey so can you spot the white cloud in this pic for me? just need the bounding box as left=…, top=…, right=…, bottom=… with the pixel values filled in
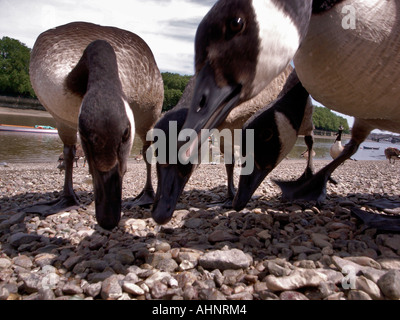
left=0, top=0, right=217, bottom=74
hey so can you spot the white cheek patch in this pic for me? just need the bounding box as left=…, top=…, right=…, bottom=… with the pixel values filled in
left=251, top=0, right=302, bottom=96
left=275, top=111, right=297, bottom=164
left=124, top=100, right=135, bottom=147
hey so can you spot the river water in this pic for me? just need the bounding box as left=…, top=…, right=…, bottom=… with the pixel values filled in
left=0, top=112, right=398, bottom=164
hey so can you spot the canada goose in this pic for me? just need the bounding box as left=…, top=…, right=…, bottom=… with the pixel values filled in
left=58, top=143, right=86, bottom=171
left=330, top=126, right=345, bottom=159
left=28, top=22, right=163, bottom=230
left=181, top=0, right=400, bottom=211
left=301, top=149, right=316, bottom=160
left=152, top=66, right=293, bottom=225
left=134, top=150, right=144, bottom=162
left=385, top=147, right=400, bottom=164
left=233, top=70, right=315, bottom=211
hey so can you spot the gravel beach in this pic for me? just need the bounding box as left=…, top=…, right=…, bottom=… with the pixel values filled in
left=1, top=159, right=400, bottom=300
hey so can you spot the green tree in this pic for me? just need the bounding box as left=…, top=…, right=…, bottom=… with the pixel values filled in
left=0, top=37, right=35, bottom=97
left=313, top=106, right=350, bottom=133
left=162, top=72, right=191, bottom=111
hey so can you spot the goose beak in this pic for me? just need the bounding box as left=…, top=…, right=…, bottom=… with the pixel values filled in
left=152, top=164, right=191, bottom=225
left=180, top=63, right=242, bottom=154
left=233, top=165, right=272, bottom=212
left=91, top=164, right=123, bottom=230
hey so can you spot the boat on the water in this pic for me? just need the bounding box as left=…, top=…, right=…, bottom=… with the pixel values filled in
left=362, top=146, right=380, bottom=150
left=0, top=124, right=58, bottom=134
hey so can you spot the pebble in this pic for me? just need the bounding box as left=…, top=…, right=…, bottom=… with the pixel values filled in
left=62, top=283, right=83, bottom=295
left=0, top=258, right=12, bottom=269
left=122, top=281, right=145, bottom=296
left=311, top=233, right=332, bottom=248
left=13, top=255, right=33, bottom=269
left=377, top=234, right=400, bottom=253
left=208, top=230, right=239, bottom=243
left=199, top=249, right=252, bottom=270
left=377, top=270, right=400, bottom=300
left=332, top=256, right=386, bottom=283
left=101, top=275, right=123, bottom=300
left=18, top=273, right=43, bottom=294
left=348, top=290, right=372, bottom=300
left=264, top=268, right=342, bottom=292
left=34, top=253, right=57, bottom=268
left=185, top=218, right=203, bottom=229
left=267, top=259, right=293, bottom=277
left=1, top=161, right=400, bottom=300
left=280, top=291, right=309, bottom=300
left=83, top=282, right=102, bottom=298
left=9, top=232, right=41, bottom=247
left=0, top=212, right=26, bottom=230
left=355, top=276, right=383, bottom=300
left=157, top=258, right=179, bottom=272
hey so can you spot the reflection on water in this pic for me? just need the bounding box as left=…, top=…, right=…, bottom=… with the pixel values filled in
left=0, top=113, right=57, bottom=128
left=288, top=137, right=399, bottom=161
left=0, top=112, right=143, bottom=163
left=0, top=132, right=62, bottom=163
left=289, top=137, right=333, bottom=160
left=0, top=131, right=143, bottom=163
left=1, top=112, right=399, bottom=163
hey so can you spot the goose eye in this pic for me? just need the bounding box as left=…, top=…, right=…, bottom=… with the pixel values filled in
left=228, top=17, right=245, bottom=34
left=262, top=128, right=273, bottom=142
left=122, top=126, right=131, bottom=143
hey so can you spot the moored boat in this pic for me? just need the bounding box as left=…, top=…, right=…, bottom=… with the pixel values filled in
left=362, top=146, right=380, bottom=150
left=0, top=124, right=58, bottom=134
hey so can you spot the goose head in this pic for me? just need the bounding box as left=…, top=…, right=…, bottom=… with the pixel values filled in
left=153, top=162, right=193, bottom=225
left=336, top=126, right=344, bottom=141
left=233, top=76, right=310, bottom=211
left=72, top=40, right=135, bottom=230
left=79, top=97, right=134, bottom=230
left=180, top=0, right=312, bottom=149
left=151, top=108, right=195, bottom=225
left=233, top=106, right=282, bottom=211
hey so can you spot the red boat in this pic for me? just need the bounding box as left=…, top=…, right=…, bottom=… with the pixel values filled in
left=0, top=124, right=58, bottom=134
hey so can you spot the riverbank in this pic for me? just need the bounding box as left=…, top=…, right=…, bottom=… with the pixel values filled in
left=0, top=105, right=353, bottom=140
left=0, top=96, right=45, bottom=112
left=0, top=160, right=400, bottom=300
left=0, top=106, right=51, bottom=119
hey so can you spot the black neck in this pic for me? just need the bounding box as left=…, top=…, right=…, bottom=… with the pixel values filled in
left=336, top=130, right=343, bottom=142
left=66, top=40, right=122, bottom=97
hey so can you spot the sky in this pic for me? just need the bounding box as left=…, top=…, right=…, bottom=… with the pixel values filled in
left=0, top=0, right=358, bottom=129
left=0, top=0, right=217, bottom=75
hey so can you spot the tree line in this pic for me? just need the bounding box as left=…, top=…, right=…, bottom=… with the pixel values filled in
left=313, top=106, right=350, bottom=134
left=0, top=37, right=35, bottom=97
left=1, top=36, right=349, bottom=133
left=0, top=37, right=192, bottom=109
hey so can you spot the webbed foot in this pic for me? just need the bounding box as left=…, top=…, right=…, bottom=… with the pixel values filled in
left=274, top=170, right=330, bottom=204
left=365, top=199, right=400, bottom=215
left=124, top=189, right=155, bottom=210
left=208, top=198, right=234, bottom=209
left=351, top=207, right=400, bottom=232
left=23, top=195, right=80, bottom=217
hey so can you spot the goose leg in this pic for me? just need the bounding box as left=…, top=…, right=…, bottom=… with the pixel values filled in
left=275, top=119, right=372, bottom=204
left=224, top=163, right=236, bottom=208
left=125, top=142, right=155, bottom=208
left=206, top=162, right=236, bottom=209
left=273, top=134, right=316, bottom=198
left=24, top=144, right=80, bottom=216
left=298, top=134, right=315, bottom=182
